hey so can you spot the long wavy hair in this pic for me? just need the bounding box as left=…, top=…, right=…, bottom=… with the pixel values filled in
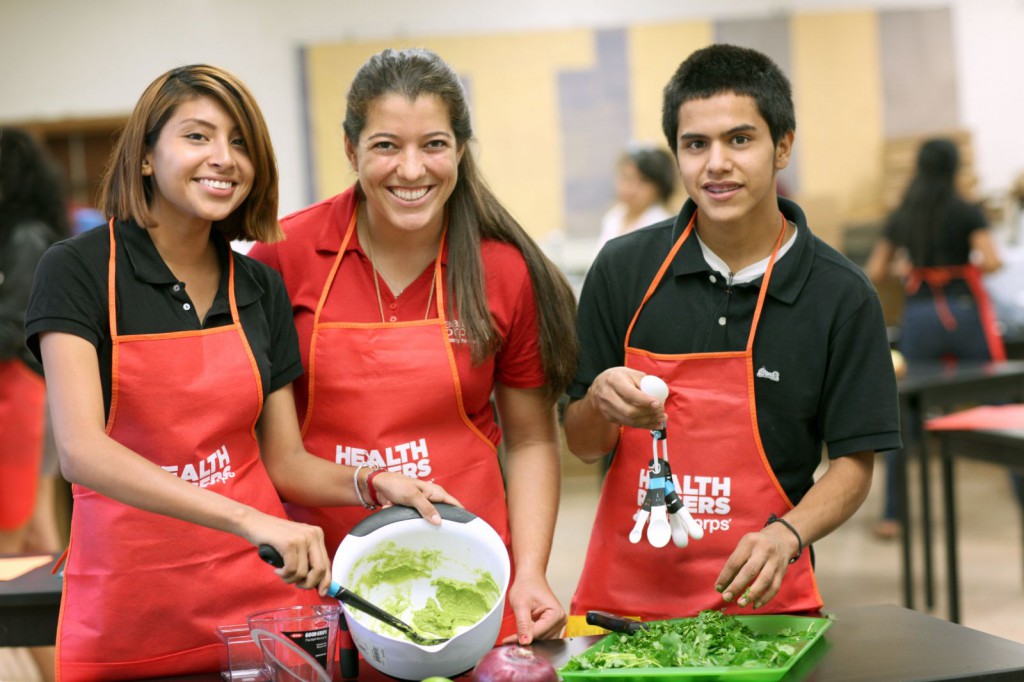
left=0, top=127, right=69, bottom=242
left=343, top=48, right=578, bottom=400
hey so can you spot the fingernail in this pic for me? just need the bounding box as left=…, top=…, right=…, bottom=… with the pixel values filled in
left=715, top=585, right=724, bottom=593
left=722, top=592, right=733, bottom=602
left=738, top=597, right=748, bottom=606
left=431, top=514, right=441, bottom=524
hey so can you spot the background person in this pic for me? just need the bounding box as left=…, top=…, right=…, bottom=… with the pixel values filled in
left=25, top=64, right=455, bottom=681
left=249, top=47, right=578, bottom=645
left=865, top=137, right=1006, bottom=539
left=0, top=126, right=71, bottom=682
left=562, top=44, right=900, bottom=634
left=597, top=144, right=679, bottom=249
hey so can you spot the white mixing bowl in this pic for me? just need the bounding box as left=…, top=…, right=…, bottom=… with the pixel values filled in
left=331, top=504, right=510, bottom=680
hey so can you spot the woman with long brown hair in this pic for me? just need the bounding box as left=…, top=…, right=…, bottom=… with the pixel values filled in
left=250, top=47, right=578, bottom=645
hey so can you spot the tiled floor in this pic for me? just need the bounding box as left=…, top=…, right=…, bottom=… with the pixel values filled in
left=4, top=451, right=1022, bottom=680
left=551, top=451, right=1024, bottom=644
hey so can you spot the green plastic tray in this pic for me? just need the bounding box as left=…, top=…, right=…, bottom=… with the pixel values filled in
left=559, top=614, right=832, bottom=681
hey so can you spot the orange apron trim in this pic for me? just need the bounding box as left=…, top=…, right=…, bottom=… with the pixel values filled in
left=292, top=202, right=515, bottom=640
left=58, top=221, right=321, bottom=681
left=570, top=213, right=822, bottom=623
left=906, top=265, right=1006, bottom=362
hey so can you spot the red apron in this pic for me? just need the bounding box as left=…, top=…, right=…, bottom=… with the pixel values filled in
left=906, top=265, right=1006, bottom=361
left=568, top=213, right=822, bottom=635
left=289, top=207, right=516, bottom=639
left=57, top=222, right=320, bottom=681
left=0, top=359, right=46, bottom=529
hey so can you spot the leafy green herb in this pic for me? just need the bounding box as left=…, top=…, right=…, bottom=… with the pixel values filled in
left=563, top=610, right=816, bottom=671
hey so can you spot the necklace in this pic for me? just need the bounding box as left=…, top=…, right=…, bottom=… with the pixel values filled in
left=362, top=222, right=437, bottom=323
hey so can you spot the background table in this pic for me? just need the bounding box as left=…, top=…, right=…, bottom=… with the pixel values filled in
left=895, top=360, right=1024, bottom=611
left=928, top=405, right=1024, bottom=624
left=0, top=554, right=61, bottom=647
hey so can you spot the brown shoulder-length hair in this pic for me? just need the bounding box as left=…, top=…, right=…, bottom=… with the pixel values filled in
left=99, top=64, right=282, bottom=243
left=343, top=48, right=578, bottom=401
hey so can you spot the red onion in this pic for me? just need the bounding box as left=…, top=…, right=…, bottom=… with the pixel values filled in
left=471, top=645, right=558, bottom=682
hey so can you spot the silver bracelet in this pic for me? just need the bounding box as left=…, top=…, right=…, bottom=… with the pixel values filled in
left=353, top=464, right=370, bottom=508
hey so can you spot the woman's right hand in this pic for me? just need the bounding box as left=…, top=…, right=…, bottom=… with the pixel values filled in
left=246, top=513, right=333, bottom=595
left=372, top=473, right=462, bottom=526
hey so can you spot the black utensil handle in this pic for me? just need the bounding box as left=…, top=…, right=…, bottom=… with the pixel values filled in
left=586, top=610, right=647, bottom=633
left=258, top=544, right=284, bottom=568
left=338, top=614, right=359, bottom=679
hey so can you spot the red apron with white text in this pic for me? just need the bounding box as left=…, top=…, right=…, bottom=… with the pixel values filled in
left=569, top=213, right=822, bottom=634
left=57, top=222, right=320, bottom=682
left=289, top=207, right=516, bottom=639
left=906, top=264, right=1006, bottom=361
left=0, top=359, right=45, bottom=529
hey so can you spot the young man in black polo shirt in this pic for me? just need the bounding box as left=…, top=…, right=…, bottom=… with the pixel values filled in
left=563, top=44, right=901, bottom=634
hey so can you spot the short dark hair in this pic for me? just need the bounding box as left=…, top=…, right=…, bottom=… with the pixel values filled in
left=622, top=146, right=677, bottom=203
left=662, top=44, right=795, bottom=154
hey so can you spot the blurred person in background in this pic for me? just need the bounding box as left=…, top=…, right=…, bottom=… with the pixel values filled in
left=0, top=126, right=69, bottom=682
left=597, top=144, right=678, bottom=249
left=866, top=137, right=1005, bottom=539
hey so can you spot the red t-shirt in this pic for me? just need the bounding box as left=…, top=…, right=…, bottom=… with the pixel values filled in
left=249, top=186, right=545, bottom=445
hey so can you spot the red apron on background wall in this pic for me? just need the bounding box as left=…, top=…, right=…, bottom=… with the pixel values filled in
left=57, top=222, right=320, bottom=681
left=289, top=207, right=516, bottom=640
left=906, top=264, right=1006, bottom=361
left=0, top=359, right=45, bottom=530
left=568, top=213, right=822, bottom=636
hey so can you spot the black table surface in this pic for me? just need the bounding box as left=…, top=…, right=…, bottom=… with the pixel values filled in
left=894, top=360, right=1024, bottom=612
left=0, top=553, right=62, bottom=647
left=141, top=604, right=1024, bottom=682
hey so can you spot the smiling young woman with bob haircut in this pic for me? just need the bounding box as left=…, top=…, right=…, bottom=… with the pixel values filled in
left=101, top=64, right=281, bottom=243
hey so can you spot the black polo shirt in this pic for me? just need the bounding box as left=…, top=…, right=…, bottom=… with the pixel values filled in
left=25, top=220, right=303, bottom=418
left=570, top=197, right=901, bottom=504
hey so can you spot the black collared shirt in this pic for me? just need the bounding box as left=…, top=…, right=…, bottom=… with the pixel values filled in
left=570, top=198, right=901, bottom=504
left=25, top=220, right=302, bottom=417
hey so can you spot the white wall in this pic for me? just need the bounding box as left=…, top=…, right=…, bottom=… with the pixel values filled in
left=3, top=0, right=1023, bottom=214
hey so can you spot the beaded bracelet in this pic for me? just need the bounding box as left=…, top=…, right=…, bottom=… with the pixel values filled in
left=765, top=512, right=803, bottom=564
left=352, top=464, right=379, bottom=510
left=366, top=469, right=385, bottom=508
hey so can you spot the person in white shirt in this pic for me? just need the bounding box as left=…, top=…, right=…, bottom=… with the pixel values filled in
left=598, top=145, right=678, bottom=248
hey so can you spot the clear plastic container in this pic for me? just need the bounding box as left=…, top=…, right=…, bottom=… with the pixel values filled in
left=247, top=605, right=340, bottom=682
left=216, top=624, right=270, bottom=681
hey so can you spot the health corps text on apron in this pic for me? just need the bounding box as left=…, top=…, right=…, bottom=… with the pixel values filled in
left=57, top=222, right=319, bottom=681
left=289, top=206, right=516, bottom=639
left=568, top=213, right=821, bottom=635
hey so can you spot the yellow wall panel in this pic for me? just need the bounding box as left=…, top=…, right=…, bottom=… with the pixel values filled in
left=306, top=31, right=595, bottom=238
left=627, top=22, right=714, bottom=147
left=791, top=12, right=884, bottom=222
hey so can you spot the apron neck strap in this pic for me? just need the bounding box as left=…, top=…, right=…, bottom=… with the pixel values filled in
left=623, top=211, right=789, bottom=353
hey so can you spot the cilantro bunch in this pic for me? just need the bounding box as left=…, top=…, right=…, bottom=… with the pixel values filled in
left=563, top=610, right=810, bottom=671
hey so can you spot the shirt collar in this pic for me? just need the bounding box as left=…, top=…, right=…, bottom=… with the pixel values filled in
left=314, top=185, right=450, bottom=266
left=117, top=219, right=262, bottom=310
left=670, top=197, right=815, bottom=304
